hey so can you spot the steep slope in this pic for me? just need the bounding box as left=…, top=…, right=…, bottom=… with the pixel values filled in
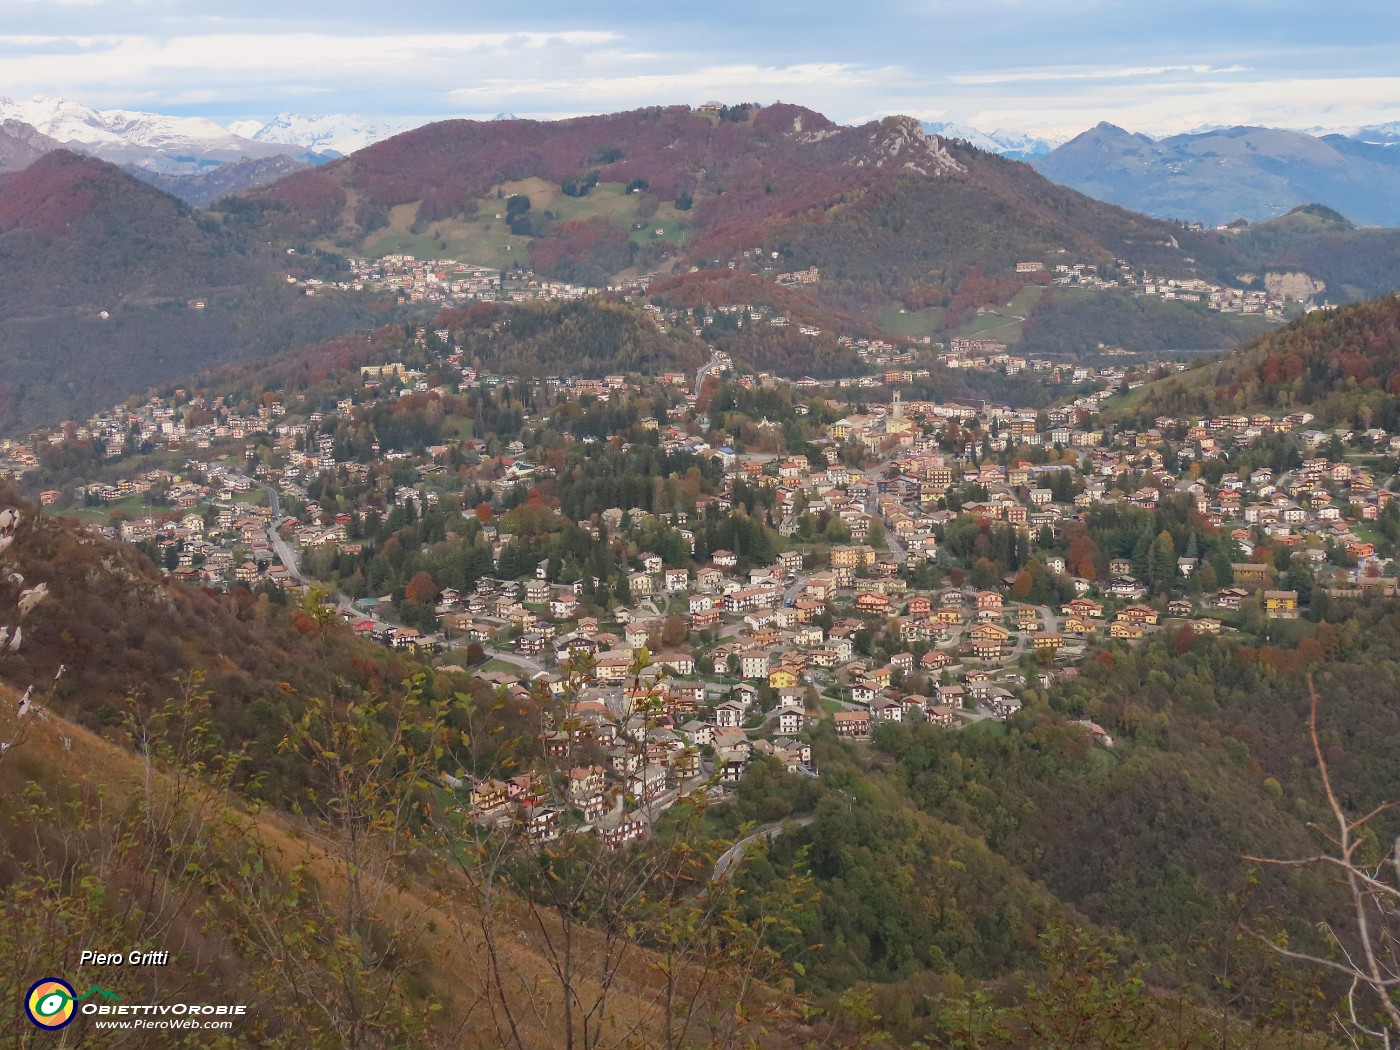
left=1036, top=122, right=1400, bottom=226
left=0, top=119, right=61, bottom=173
left=0, top=499, right=813, bottom=1048
left=0, top=151, right=373, bottom=433
left=237, top=104, right=961, bottom=251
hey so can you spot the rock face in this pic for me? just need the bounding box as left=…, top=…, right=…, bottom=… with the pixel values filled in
left=857, top=117, right=964, bottom=176
left=1265, top=271, right=1326, bottom=304
left=0, top=120, right=61, bottom=173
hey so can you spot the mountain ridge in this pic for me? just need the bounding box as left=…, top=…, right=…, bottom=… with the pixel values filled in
left=0, top=94, right=326, bottom=174
left=227, top=111, right=404, bottom=157
left=1034, top=121, right=1400, bottom=226
left=0, top=150, right=376, bottom=433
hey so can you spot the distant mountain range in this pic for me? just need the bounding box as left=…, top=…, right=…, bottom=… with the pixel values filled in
left=226, top=112, right=404, bottom=158
left=921, top=117, right=1400, bottom=227
left=10, top=103, right=1400, bottom=432
left=0, top=96, right=410, bottom=205
left=1032, top=121, right=1400, bottom=227
left=920, top=122, right=1062, bottom=160
left=0, top=94, right=327, bottom=173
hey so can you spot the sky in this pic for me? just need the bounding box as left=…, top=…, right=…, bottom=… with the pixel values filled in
left=3, top=1, right=1400, bottom=137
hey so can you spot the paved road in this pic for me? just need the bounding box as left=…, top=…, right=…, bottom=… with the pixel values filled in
left=256, top=483, right=306, bottom=584
left=864, top=454, right=908, bottom=564
left=475, top=647, right=547, bottom=675
left=695, top=350, right=723, bottom=396
left=712, top=814, right=816, bottom=882
left=783, top=572, right=810, bottom=606
left=334, top=591, right=548, bottom=674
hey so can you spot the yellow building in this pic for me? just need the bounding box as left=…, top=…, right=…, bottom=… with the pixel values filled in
left=768, top=668, right=799, bottom=690
left=1263, top=589, right=1299, bottom=619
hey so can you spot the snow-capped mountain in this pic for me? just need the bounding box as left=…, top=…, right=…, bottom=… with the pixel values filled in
left=0, top=94, right=325, bottom=174
left=227, top=113, right=404, bottom=157
left=921, top=121, right=1062, bottom=160
left=1351, top=120, right=1400, bottom=147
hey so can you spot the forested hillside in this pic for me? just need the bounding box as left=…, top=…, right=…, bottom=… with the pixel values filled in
left=714, top=594, right=1400, bottom=1047
left=0, top=151, right=379, bottom=433
left=434, top=298, right=708, bottom=378
left=232, top=106, right=1400, bottom=336
left=1118, top=293, right=1400, bottom=424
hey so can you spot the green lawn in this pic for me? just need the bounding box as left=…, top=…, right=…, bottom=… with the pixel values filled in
left=50, top=495, right=154, bottom=525
left=950, top=284, right=1045, bottom=345
left=360, top=179, right=689, bottom=270
left=480, top=659, right=524, bottom=676
left=877, top=306, right=945, bottom=340
left=963, top=718, right=1008, bottom=737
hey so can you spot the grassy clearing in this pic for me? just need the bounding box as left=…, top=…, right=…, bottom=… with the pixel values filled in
left=356, top=179, right=688, bottom=270
left=964, top=718, right=1008, bottom=737
left=951, top=284, right=1045, bottom=344
left=878, top=305, right=945, bottom=339
left=480, top=658, right=524, bottom=675
left=50, top=495, right=153, bottom=525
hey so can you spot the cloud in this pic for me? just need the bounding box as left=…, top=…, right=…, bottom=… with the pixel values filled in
left=0, top=7, right=1396, bottom=136
left=947, top=74, right=1400, bottom=137
left=447, top=62, right=886, bottom=104
left=950, top=64, right=1250, bottom=85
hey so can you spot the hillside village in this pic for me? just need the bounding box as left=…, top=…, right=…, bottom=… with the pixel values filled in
left=5, top=275, right=1395, bottom=851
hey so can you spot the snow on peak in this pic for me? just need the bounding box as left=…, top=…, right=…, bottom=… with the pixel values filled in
left=0, top=94, right=248, bottom=152
left=920, top=121, right=1061, bottom=159
left=228, top=113, right=404, bottom=156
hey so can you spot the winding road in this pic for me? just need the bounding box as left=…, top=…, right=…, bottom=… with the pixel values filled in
left=711, top=814, right=816, bottom=882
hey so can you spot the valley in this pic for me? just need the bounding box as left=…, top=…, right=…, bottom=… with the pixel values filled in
left=3, top=97, right=1400, bottom=1048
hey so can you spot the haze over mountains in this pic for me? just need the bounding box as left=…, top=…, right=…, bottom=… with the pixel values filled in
left=8, top=91, right=1400, bottom=226
left=1034, top=122, right=1400, bottom=227
left=9, top=100, right=1400, bottom=433
left=0, top=96, right=403, bottom=204
left=0, top=94, right=328, bottom=173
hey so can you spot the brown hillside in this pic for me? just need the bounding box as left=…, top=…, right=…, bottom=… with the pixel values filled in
left=0, top=697, right=686, bottom=1048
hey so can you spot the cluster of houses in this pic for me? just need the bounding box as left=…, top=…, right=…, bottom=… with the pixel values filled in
left=1014, top=259, right=1296, bottom=314
left=20, top=249, right=1400, bottom=856
left=296, top=255, right=655, bottom=306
